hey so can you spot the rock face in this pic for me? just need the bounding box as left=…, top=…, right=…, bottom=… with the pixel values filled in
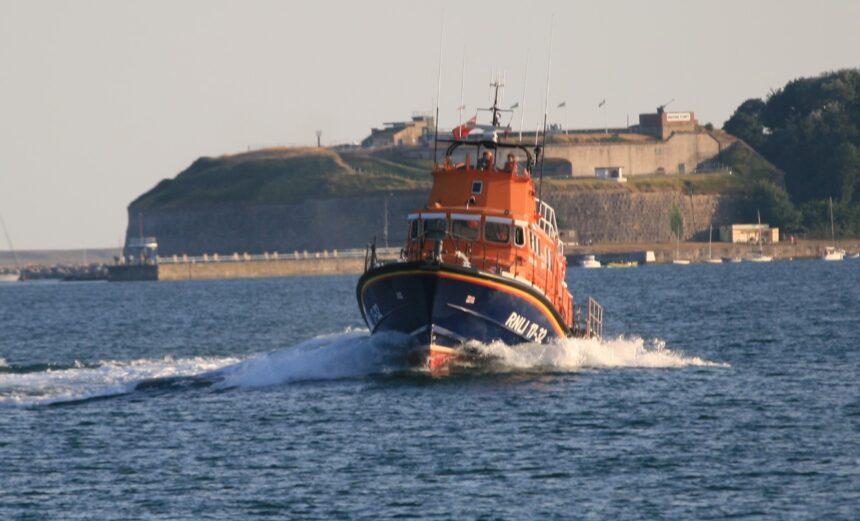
left=128, top=189, right=746, bottom=256
left=128, top=192, right=428, bottom=256
left=544, top=189, right=747, bottom=244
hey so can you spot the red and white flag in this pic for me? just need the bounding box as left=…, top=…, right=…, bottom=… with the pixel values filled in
left=452, top=115, right=477, bottom=140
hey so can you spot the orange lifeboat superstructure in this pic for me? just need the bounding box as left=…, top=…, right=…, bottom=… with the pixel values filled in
left=357, top=85, right=602, bottom=372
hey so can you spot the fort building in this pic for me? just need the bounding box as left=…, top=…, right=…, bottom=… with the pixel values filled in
left=361, top=114, right=434, bottom=148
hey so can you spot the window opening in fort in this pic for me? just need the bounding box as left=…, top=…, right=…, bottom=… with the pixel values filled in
left=485, top=222, right=510, bottom=244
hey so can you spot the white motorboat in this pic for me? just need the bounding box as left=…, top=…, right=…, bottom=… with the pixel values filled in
left=580, top=255, right=601, bottom=268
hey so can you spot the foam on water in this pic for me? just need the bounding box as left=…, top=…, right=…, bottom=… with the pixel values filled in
left=469, top=335, right=728, bottom=372
left=215, top=329, right=412, bottom=389
left=0, top=356, right=240, bottom=407
left=0, top=331, right=726, bottom=406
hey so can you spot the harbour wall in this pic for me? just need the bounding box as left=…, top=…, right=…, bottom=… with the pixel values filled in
left=130, top=189, right=748, bottom=257
left=157, top=257, right=368, bottom=281
left=111, top=239, right=858, bottom=282
left=567, top=240, right=860, bottom=264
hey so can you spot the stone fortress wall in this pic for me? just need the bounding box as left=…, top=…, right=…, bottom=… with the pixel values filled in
left=129, top=188, right=745, bottom=257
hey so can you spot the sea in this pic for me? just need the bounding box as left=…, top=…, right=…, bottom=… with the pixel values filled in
left=1, top=260, right=858, bottom=520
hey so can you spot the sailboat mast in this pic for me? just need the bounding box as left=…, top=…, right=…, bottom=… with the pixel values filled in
left=709, top=224, right=713, bottom=259
left=829, top=196, right=836, bottom=243
left=0, top=213, right=21, bottom=271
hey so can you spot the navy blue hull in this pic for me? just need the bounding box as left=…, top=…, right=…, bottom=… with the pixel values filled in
left=357, top=262, right=571, bottom=356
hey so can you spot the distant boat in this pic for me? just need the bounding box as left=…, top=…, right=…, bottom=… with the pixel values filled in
left=847, top=252, right=860, bottom=259
left=580, top=254, right=601, bottom=268
left=0, top=272, right=20, bottom=283
left=671, top=259, right=690, bottom=265
left=747, top=210, right=773, bottom=262
left=607, top=261, right=638, bottom=268
left=705, top=224, right=722, bottom=264
left=821, top=197, right=844, bottom=261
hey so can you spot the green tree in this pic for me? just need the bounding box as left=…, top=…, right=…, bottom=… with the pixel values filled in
left=724, top=98, right=767, bottom=149
left=748, top=180, right=801, bottom=231
left=669, top=203, right=683, bottom=240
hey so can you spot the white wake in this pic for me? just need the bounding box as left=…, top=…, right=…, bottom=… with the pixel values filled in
left=467, top=335, right=728, bottom=372
left=0, top=356, right=239, bottom=407
left=0, top=331, right=726, bottom=406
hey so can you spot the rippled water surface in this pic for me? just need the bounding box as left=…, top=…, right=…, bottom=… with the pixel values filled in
left=1, top=261, right=858, bottom=519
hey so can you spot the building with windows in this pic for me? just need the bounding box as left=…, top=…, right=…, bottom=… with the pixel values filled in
left=362, top=114, right=434, bottom=148
left=720, top=224, right=780, bottom=244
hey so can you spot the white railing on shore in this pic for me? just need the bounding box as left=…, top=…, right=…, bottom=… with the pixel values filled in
left=156, top=247, right=402, bottom=265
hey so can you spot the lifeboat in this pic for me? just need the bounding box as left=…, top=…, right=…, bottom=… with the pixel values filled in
left=356, top=84, right=603, bottom=373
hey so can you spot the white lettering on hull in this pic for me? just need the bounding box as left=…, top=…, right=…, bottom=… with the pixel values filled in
left=504, top=311, right=548, bottom=343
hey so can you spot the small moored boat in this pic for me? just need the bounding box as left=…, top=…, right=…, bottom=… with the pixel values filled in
left=580, top=255, right=601, bottom=268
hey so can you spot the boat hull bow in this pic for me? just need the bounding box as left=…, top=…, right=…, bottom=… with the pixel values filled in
left=357, top=262, right=571, bottom=368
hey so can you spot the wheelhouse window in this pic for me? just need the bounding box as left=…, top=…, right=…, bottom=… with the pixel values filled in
left=514, top=225, right=526, bottom=247
left=485, top=218, right=511, bottom=244
left=451, top=213, right=481, bottom=241
left=422, top=213, right=448, bottom=240
left=408, top=214, right=420, bottom=240
left=471, top=180, right=483, bottom=194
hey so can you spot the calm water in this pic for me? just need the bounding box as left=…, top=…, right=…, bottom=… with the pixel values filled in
left=1, top=261, right=858, bottom=520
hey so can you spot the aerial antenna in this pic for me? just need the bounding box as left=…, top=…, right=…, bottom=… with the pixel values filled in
left=457, top=47, right=466, bottom=128
left=519, top=50, right=530, bottom=142
left=432, top=16, right=444, bottom=169
left=537, top=18, right=554, bottom=204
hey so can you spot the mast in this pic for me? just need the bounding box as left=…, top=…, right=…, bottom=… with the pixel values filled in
left=709, top=224, right=713, bottom=260
left=383, top=196, right=389, bottom=248
left=518, top=50, right=529, bottom=142
left=537, top=19, right=554, bottom=204
left=0, top=213, right=21, bottom=272
left=432, top=20, right=444, bottom=169
left=829, top=196, right=836, bottom=243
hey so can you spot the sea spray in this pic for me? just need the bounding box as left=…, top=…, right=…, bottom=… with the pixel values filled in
left=0, top=331, right=726, bottom=407
left=0, top=355, right=239, bottom=407
left=215, top=329, right=413, bottom=389
left=470, top=335, right=728, bottom=372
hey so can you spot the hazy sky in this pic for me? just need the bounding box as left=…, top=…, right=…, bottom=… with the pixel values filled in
left=1, top=0, right=858, bottom=250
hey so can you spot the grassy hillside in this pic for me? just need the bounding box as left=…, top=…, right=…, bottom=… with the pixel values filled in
left=131, top=147, right=432, bottom=209
left=131, top=137, right=781, bottom=210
